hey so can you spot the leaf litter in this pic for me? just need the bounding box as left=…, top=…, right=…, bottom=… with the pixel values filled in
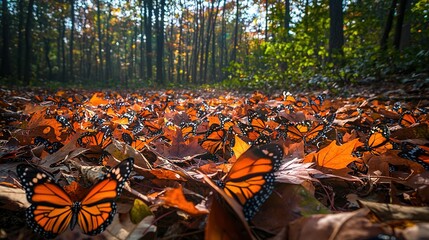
left=0, top=88, right=428, bottom=239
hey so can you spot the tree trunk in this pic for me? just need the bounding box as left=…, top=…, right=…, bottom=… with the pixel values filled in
left=265, top=0, right=268, bottom=41
left=1, top=0, right=11, bottom=78
left=284, top=0, right=290, bottom=40
left=69, top=0, right=75, bottom=82
left=23, top=0, right=35, bottom=85
left=380, top=0, right=397, bottom=51
left=211, top=0, right=221, bottom=82
left=176, top=3, right=183, bottom=84
left=61, top=19, right=66, bottom=81
left=329, top=0, right=344, bottom=59
left=231, top=0, right=239, bottom=62
left=145, top=0, right=153, bottom=81
left=96, top=0, right=103, bottom=83
left=105, top=3, right=112, bottom=83
left=16, top=0, right=25, bottom=81
left=393, top=0, right=408, bottom=50
left=220, top=0, right=227, bottom=80
left=155, top=0, right=165, bottom=85
left=140, top=3, right=146, bottom=80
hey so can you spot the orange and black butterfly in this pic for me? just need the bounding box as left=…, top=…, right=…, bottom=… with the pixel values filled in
left=399, top=142, right=429, bottom=170
left=218, top=144, right=283, bottom=220
left=356, top=125, right=393, bottom=155
left=200, top=124, right=232, bottom=155
left=77, top=125, right=113, bottom=150
left=287, top=121, right=326, bottom=144
left=122, top=133, right=146, bottom=151
left=142, top=119, right=163, bottom=135
left=77, top=126, right=113, bottom=164
left=16, top=158, right=134, bottom=238
left=34, top=136, right=64, bottom=154
left=287, top=114, right=335, bottom=145
left=180, top=121, right=200, bottom=139
left=237, top=121, right=271, bottom=145
left=399, top=111, right=418, bottom=127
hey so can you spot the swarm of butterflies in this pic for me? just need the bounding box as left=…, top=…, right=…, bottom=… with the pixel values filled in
left=0, top=88, right=428, bottom=239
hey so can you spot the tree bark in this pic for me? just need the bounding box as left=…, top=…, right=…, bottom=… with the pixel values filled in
left=96, top=0, right=103, bottom=82
left=69, top=0, right=75, bottom=82
left=23, top=0, right=35, bottom=85
left=393, top=0, right=408, bottom=50
left=231, top=0, right=239, bottom=62
left=329, top=0, right=344, bottom=58
left=1, top=0, right=12, bottom=78
left=156, top=0, right=165, bottom=85
left=284, top=0, right=290, bottom=40
left=145, top=0, right=153, bottom=81
left=380, top=0, right=397, bottom=51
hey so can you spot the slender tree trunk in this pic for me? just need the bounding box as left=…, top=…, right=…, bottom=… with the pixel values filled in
left=168, top=19, right=174, bottom=83
left=140, top=3, right=146, bottom=80
left=1, top=0, right=11, bottom=78
left=105, top=3, right=112, bottom=83
left=23, top=0, right=35, bottom=85
left=155, top=0, right=165, bottom=85
left=220, top=0, right=227, bottom=80
left=145, top=0, right=153, bottom=81
left=284, top=0, right=290, bottom=40
left=198, top=3, right=205, bottom=83
left=329, top=0, right=344, bottom=58
left=96, top=0, right=103, bottom=83
left=393, top=0, right=408, bottom=50
left=69, top=0, right=75, bottom=82
left=61, top=19, right=66, bottom=81
left=231, top=0, right=239, bottom=62
left=176, top=3, right=183, bottom=84
left=380, top=0, right=397, bottom=51
left=191, top=1, right=201, bottom=83
left=16, top=0, right=25, bottom=81
left=211, top=0, right=221, bottom=82
left=265, top=0, right=268, bottom=41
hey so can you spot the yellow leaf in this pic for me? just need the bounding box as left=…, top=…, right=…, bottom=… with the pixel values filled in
left=130, top=198, right=152, bottom=224
left=232, top=135, right=250, bottom=159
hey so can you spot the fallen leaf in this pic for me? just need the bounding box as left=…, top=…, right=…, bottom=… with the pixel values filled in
left=304, top=139, right=362, bottom=169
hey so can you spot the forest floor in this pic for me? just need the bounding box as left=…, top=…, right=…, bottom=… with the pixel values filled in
left=0, top=74, right=428, bottom=239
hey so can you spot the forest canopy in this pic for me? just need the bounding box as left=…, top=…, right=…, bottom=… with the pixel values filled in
left=0, top=0, right=428, bottom=90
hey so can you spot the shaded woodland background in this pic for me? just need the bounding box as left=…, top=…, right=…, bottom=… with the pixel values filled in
left=0, top=0, right=428, bottom=90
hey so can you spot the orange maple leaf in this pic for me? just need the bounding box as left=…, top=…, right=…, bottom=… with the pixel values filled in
left=161, top=185, right=208, bottom=216
left=304, top=139, right=362, bottom=169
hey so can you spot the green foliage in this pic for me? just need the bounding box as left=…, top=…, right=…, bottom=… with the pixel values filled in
left=221, top=0, right=429, bottom=91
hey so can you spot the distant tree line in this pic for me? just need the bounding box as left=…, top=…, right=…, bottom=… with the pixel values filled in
left=0, top=0, right=427, bottom=88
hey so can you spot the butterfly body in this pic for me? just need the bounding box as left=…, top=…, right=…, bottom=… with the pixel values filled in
left=17, top=158, right=133, bottom=238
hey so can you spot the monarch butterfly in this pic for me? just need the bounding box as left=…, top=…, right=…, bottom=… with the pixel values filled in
left=142, top=119, right=163, bottom=135
left=218, top=143, right=283, bottom=221
left=287, top=114, right=335, bottom=145
left=399, top=142, right=429, bottom=170
left=77, top=125, right=112, bottom=150
left=357, top=125, right=393, bottom=155
left=237, top=121, right=271, bottom=145
left=399, top=111, right=418, bottom=127
left=16, top=158, right=134, bottom=238
left=180, top=121, right=199, bottom=139
left=287, top=121, right=326, bottom=144
left=34, top=136, right=64, bottom=154
left=200, top=124, right=230, bottom=154
left=122, top=133, right=146, bottom=151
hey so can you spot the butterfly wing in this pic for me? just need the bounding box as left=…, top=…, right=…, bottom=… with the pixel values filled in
left=77, top=158, right=134, bottom=235
left=17, top=164, right=74, bottom=238
left=221, top=144, right=283, bottom=221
